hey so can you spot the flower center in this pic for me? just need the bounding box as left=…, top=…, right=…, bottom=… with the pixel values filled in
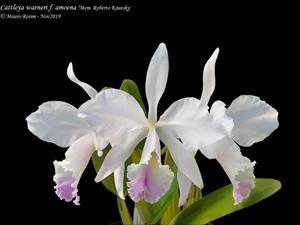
left=148, top=122, right=156, bottom=129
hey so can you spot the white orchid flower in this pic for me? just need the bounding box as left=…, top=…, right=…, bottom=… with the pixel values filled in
left=26, top=63, right=108, bottom=205
left=196, top=48, right=279, bottom=205
left=79, top=43, right=229, bottom=204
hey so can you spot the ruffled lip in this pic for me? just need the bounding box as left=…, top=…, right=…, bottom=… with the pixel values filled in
left=127, top=152, right=174, bottom=204
left=233, top=162, right=256, bottom=205
left=53, top=160, right=80, bottom=205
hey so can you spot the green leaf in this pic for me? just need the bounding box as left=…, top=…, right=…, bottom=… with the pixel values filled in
left=92, top=145, right=117, bottom=195
left=170, top=178, right=281, bottom=225
left=117, top=197, right=133, bottom=225
left=120, top=79, right=147, bottom=115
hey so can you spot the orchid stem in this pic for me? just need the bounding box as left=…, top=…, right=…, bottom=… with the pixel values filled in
left=161, top=146, right=167, bottom=156
left=117, top=197, right=133, bottom=225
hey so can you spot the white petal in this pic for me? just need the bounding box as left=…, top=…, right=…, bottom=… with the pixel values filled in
left=133, top=207, right=145, bottom=225
left=157, top=128, right=203, bottom=189
left=26, top=101, right=92, bottom=147
left=201, top=137, right=256, bottom=205
left=177, top=170, right=192, bottom=206
left=157, top=97, right=227, bottom=150
left=94, top=130, right=109, bottom=151
left=127, top=152, right=173, bottom=203
left=226, top=95, right=279, bottom=147
left=95, top=128, right=147, bottom=182
left=146, top=43, right=169, bottom=123
left=140, top=128, right=161, bottom=164
left=67, top=63, right=98, bottom=99
left=114, top=165, right=125, bottom=200
left=79, top=88, right=148, bottom=146
left=200, top=48, right=219, bottom=106
left=53, top=133, right=96, bottom=205
left=210, top=100, right=234, bottom=135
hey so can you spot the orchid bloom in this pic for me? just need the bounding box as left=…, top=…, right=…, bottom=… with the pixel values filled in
left=26, top=63, right=108, bottom=205
left=79, top=43, right=230, bottom=204
left=196, top=48, right=279, bottom=204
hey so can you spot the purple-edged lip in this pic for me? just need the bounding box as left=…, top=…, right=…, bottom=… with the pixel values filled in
left=53, top=161, right=80, bottom=205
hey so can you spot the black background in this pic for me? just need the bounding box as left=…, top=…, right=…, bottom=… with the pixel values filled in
left=1, top=1, right=297, bottom=224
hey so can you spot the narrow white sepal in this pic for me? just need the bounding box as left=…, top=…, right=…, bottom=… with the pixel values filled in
left=67, top=62, right=98, bottom=99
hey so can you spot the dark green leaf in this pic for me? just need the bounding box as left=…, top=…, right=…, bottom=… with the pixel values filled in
left=170, top=178, right=281, bottom=225
left=120, top=79, right=147, bottom=115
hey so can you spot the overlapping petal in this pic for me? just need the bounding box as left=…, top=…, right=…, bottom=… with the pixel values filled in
left=127, top=128, right=173, bottom=203
left=79, top=88, right=149, bottom=145
left=140, top=128, right=161, bottom=164
left=95, top=128, right=148, bottom=182
left=53, top=133, right=96, bottom=205
left=226, top=95, right=279, bottom=147
left=177, top=170, right=192, bottom=206
left=157, top=97, right=228, bottom=150
left=26, top=101, right=92, bottom=147
left=157, top=128, right=203, bottom=189
left=210, top=100, right=234, bottom=135
left=196, top=49, right=279, bottom=205
left=114, top=165, right=125, bottom=200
